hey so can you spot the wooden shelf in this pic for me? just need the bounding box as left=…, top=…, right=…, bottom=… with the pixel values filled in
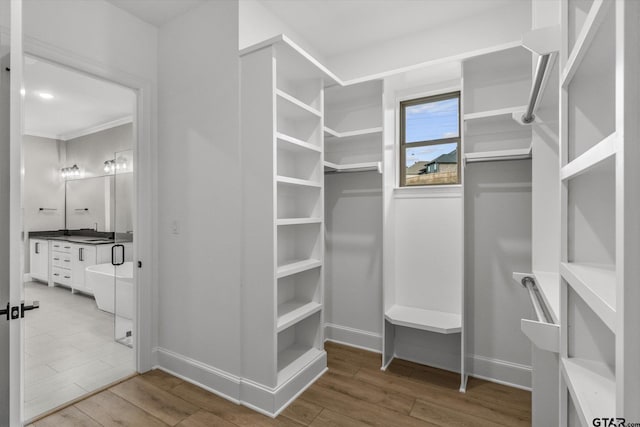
left=561, top=357, right=615, bottom=427
left=276, top=89, right=322, bottom=119
left=277, top=301, right=322, bottom=332
left=463, top=105, right=527, bottom=121
left=464, top=147, right=532, bottom=163
left=277, top=259, right=322, bottom=279
left=385, top=305, right=461, bottom=334
left=277, top=345, right=323, bottom=386
left=323, top=126, right=383, bottom=139
left=276, top=176, right=322, bottom=188
left=560, top=262, right=616, bottom=331
left=324, top=161, right=380, bottom=173
left=562, top=0, right=613, bottom=87
left=560, top=132, right=616, bottom=181
left=276, top=132, right=321, bottom=154
left=533, top=270, right=560, bottom=325
left=277, top=218, right=322, bottom=226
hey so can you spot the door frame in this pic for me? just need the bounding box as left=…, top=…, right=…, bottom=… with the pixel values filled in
left=16, top=25, right=156, bottom=419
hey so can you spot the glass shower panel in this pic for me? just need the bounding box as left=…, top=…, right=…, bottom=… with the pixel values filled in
left=113, top=149, right=134, bottom=347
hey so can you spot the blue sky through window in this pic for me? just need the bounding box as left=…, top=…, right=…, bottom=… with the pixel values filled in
left=405, top=97, right=459, bottom=143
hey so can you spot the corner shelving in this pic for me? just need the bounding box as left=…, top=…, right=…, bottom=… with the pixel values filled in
left=560, top=132, right=616, bottom=181
left=464, top=146, right=531, bottom=163
left=323, top=126, right=383, bottom=139
left=323, top=160, right=380, bottom=173
left=241, top=39, right=327, bottom=415
left=561, top=358, right=615, bottom=427
left=560, top=262, right=615, bottom=331
left=462, top=105, right=526, bottom=122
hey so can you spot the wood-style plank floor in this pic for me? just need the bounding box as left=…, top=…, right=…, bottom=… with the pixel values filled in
left=30, top=342, right=531, bottom=426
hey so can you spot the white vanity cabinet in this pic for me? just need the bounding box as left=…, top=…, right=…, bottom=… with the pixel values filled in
left=70, top=244, right=98, bottom=294
left=29, top=238, right=49, bottom=283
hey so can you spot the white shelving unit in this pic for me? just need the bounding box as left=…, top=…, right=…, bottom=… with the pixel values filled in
left=240, top=39, right=329, bottom=416
left=559, top=0, right=640, bottom=422
left=462, top=47, right=533, bottom=161
left=324, top=81, right=383, bottom=173
left=385, top=305, right=461, bottom=334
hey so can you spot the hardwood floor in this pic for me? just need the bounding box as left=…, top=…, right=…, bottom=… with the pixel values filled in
left=30, top=342, right=531, bottom=426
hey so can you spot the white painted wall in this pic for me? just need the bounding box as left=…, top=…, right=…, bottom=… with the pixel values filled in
left=327, top=2, right=531, bottom=81
left=157, top=0, right=242, bottom=384
left=239, top=0, right=326, bottom=63
left=324, top=172, right=383, bottom=351
left=464, top=160, right=534, bottom=387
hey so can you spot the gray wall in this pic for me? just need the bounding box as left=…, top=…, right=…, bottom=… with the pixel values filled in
left=325, top=171, right=383, bottom=350
left=464, top=159, right=534, bottom=387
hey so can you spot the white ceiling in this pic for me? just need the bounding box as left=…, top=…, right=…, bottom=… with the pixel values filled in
left=107, top=0, right=206, bottom=27
left=260, top=0, right=521, bottom=58
left=24, top=57, right=135, bottom=141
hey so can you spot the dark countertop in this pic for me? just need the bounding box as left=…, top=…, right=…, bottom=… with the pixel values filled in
left=29, top=229, right=133, bottom=245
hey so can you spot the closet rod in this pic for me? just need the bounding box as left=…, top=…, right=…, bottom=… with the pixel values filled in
left=521, top=53, right=552, bottom=124
left=521, top=276, right=553, bottom=323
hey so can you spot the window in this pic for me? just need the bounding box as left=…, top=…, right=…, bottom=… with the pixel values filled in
left=400, top=92, right=461, bottom=186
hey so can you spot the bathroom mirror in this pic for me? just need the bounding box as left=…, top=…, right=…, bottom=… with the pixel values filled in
left=65, top=173, right=133, bottom=232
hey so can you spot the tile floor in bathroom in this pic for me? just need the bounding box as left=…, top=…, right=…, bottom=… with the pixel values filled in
left=23, top=281, right=135, bottom=422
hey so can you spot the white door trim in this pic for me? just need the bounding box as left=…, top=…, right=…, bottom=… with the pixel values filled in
left=19, top=34, right=157, bottom=375
left=9, top=2, right=24, bottom=426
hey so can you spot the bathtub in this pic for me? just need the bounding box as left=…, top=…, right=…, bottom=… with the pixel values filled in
left=86, top=262, right=133, bottom=319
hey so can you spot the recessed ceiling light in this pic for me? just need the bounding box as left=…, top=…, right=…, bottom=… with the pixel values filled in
left=38, top=92, right=54, bottom=100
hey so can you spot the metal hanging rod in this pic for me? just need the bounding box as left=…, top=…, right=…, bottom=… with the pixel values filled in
left=521, top=53, right=554, bottom=124
left=521, top=276, right=553, bottom=324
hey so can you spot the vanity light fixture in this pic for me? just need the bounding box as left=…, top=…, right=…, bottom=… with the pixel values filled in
left=103, top=160, right=116, bottom=173
left=37, top=92, right=54, bottom=100
left=104, top=156, right=129, bottom=174
left=61, top=164, right=81, bottom=178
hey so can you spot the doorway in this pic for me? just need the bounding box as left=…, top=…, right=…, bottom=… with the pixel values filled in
left=22, top=56, right=138, bottom=422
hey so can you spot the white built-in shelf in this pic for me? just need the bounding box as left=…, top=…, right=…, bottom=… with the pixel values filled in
left=385, top=305, right=461, bottom=334
left=276, top=176, right=322, bottom=188
left=560, top=132, right=616, bottom=181
left=276, top=218, right=322, bottom=226
left=532, top=270, right=561, bottom=325
left=324, top=161, right=380, bottom=173
left=276, top=89, right=322, bottom=119
left=560, top=262, right=616, bottom=331
left=561, top=357, right=615, bottom=427
left=277, top=259, right=322, bottom=279
left=562, top=0, right=613, bottom=86
left=463, top=105, right=527, bottom=121
left=277, top=301, right=322, bottom=332
left=276, top=132, right=321, bottom=154
left=323, top=126, right=383, bottom=139
left=277, top=345, right=323, bottom=386
left=464, top=147, right=532, bottom=163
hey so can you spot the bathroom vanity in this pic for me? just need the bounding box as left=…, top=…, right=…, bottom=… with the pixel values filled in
left=29, top=232, right=132, bottom=295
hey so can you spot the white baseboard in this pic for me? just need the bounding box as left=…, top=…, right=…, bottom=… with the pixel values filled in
left=23, top=273, right=32, bottom=283
left=467, top=354, right=532, bottom=390
left=153, top=347, right=241, bottom=404
left=324, top=323, right=382, bottom=353
left=154, top=347, right=327, bottom=417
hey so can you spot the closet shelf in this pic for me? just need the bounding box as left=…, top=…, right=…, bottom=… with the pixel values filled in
left=277, top=218, right=322, bottom=226
left=277, top=259, right=322, bottom=279
left=276, top=132, right=322, bottom=154
left=324, top=161, right=381, bottom=173
left=323, top=126, right=383, bottom=139
left=277, top=345, right=323, bottom=386
left=532, top=270, right=560, bottom=324
left=276, top=176, right=322, bottom=188
left=561, top=0, right=612, bottom=87
left=277, top=301, right=322, bottom=332
left=464, top=147, right=532, bottom=163
left=463, top=105, right=527, bottom=121
left=385, top=305, right=461, bottom=334
left=276, top=89, right=322, bottom=120
left=560, top=132, right=616, bottom=181
left=561, top=357, right=615, bottom=427
left=560, top=262, right=616, bottom=331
